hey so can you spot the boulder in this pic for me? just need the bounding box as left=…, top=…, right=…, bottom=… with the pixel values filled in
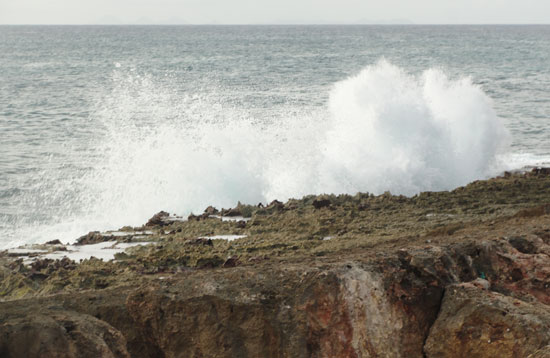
left=0, top=309, right=129, bottom=358
left=424, top=284, right=550, bottom=358
left=75, top=231, right=109, bottom=245
left=145, top=211, right=170, bottom=227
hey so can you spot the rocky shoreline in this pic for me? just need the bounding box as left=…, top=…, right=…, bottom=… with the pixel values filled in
left=1, top=169, right=550, bottom=357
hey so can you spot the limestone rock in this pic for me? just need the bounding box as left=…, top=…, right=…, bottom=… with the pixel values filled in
left=424, top=284, right=550, bottom=358
left=0, top=308, right=129, bottom=358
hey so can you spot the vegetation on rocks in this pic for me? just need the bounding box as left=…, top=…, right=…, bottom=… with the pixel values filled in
left=1, top=168, right=550, bottom=357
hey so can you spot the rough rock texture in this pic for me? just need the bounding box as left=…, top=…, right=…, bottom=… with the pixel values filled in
left=425, top=284, right=550, bottom=358
left=529, top=346, right=550, bottom=358
left=0, top=307, right=129, bottom=358
left=145, top=211, right=171, bottom=227
left=4, top=225, right=550, bottom=357
left=123, top=263, right=441, bottom=358
left=1, top=170, right=550, bottom=357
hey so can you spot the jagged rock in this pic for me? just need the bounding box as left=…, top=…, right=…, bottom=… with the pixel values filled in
left=222, top=256, right=240, bottom=268
left=30, top=257, right=76, bottom=273
left=267, top=200, right=284, bottom=209
left=1, top=232, right=550, bottom=358
left=532, top=167, right=550, bottom=176
left=145, top=211, right=170, bottom=227
left=76, top=231, right=109, bottom=245
left=425, top=284, right=550, bottom=358
left=188, top=212, right=211, bottom=221
left=0, top=171, right=549, bottom=357
left=7, top=259, right=25, bottom=272
left=223, top=208, right=242, bottom=217
left=31, top=258, right=54, bottom=271
left=312, top=197, right=331, bottom=209
left=203, top=205, right=218, bottom=215
left=195, top=256, right=224, bottom=268
left=508, top=236, right=537, bottom=254
left=45, top=239, right=63, bottom=245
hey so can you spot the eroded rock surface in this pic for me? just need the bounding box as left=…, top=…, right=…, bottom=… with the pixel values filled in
left=425, top=284, right=550, bottom=358
left=0, top=170, right=550, bottom=357
left=0, top=308, right=129, bottom=358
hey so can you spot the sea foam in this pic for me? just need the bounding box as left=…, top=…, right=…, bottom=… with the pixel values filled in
left=2, top=61, right=512, bottom=247
left=87, top=61, right=508, bottom=226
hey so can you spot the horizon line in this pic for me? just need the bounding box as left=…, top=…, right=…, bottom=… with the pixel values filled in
left=1, top=23, right=550, bottom=26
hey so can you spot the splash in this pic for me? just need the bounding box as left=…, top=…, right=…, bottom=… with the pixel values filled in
left=87, top=61, right=509, bottom=225
left=2, top=61, right=513, bottom=247
left=319, top=60, right=509, bottom=195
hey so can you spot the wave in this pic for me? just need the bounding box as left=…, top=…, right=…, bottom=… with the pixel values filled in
left=1, top=60, right=520, bottom=248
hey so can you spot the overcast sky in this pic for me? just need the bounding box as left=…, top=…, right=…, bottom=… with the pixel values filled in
left=1, top=0, right=549, bottom=25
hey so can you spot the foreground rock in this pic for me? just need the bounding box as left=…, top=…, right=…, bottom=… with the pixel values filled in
left=0, top=307, right=129, bottom=357
left=425, top=284, right=550, bottom=358
left=0, top=169, right=550, bottom=357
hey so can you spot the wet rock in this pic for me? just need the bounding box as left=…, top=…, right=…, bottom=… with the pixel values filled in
left=76, top=231, right=109, bottom=245
left=235, top=220, right=246, bottom=228
left=425, top=284, right=550, bottom=358
left=145, top=211, right=170, bottom=227
left=532, top=167, right=550, bottom=176
left=45, top=239, right=63, bottom=245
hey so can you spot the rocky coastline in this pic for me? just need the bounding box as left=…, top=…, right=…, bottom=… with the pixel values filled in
left=1, top=168, right=550, bottom=357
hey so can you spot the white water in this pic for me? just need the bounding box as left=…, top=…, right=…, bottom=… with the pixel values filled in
left=0, top=61, right=525, bottom=248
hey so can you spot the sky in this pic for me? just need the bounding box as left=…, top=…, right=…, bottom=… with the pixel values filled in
left=0, top=0, right=549, bottom=25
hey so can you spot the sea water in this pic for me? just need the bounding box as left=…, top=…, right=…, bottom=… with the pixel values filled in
left=1, top=25, right=549, bottom=248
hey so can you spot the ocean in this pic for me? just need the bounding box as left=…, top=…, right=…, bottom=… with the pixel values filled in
left=1, top=25, right=549, bottom=248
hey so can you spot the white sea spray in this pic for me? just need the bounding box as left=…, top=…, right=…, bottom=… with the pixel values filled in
left=0, top=61, right=518, bottom=248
